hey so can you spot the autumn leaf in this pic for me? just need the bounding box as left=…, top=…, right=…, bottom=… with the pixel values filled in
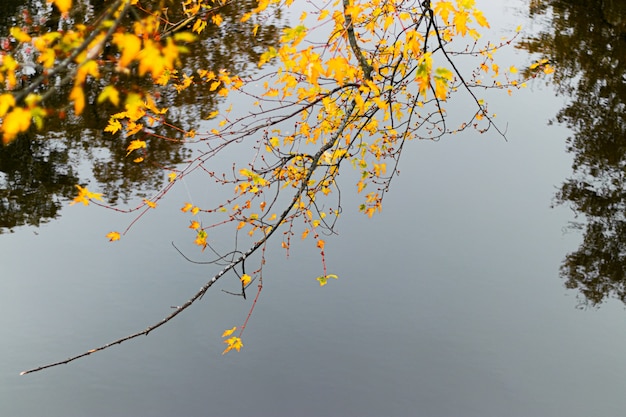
left=97, top=85, right=120, bottom=106
left=316, top=274, right=338, bottom=287
left=194, top=229, right=207, bottom=249
left=241, top=274, right=252, bottom=286
left=126, top=139, right=146, bottom=156
left=69, top=85, right=85, bottom=116
left=113, top=33, right=142, bottom=69
left=106, top=231, right=121, bottom=242
left=222, top=326, right=237, bottom=337
left=143, top=199, right=157, bottom=209
left=433, top=1, right=455, bottom=23
left=222, top=336, right=243, bottom=354
left=2, top=107, right=31, bottom=144
left=10, top=27, right=31, bottom=42
left=189, top=220, right=200, bottom=230
left=70, top=184, right=103, bottom=206
left=0, top=94, right=15, bottom=118
left=181, top=202, right=193, bottom=212
left=48, top=0, right=72, bottom=13
left=104, top=119, right=122, bottom=134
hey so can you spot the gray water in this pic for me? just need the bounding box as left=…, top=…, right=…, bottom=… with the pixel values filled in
left=3, top=1, right=626, bottom=416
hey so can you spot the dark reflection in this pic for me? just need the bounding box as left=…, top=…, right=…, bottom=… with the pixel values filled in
left=0, top=0, right=281, bottom=232
left=520, top=0, right=626, bottom=306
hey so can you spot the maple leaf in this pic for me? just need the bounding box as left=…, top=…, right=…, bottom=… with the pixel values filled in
left=453, top=9, right=469, bottom=35
left=106, top=231, right=121, bottom=242
left=222, top=336, right=243, bottom=354
left=104, top=119, right=122, bottom=134
left=70, top=185, right=103, bottom=206
left=433, top=1, right=455, bottom=23
left=472, top=9, right=490, bottom=28
left=181, top=202, right=193, bottom=212
left=143, top=199, right=157, bottom=209
left=126, top=139, right=146, bottom=156
left=113, top=33, right=142, bottom=69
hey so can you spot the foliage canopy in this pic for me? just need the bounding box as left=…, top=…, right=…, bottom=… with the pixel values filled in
left=0, top=0, right=549, bottom=374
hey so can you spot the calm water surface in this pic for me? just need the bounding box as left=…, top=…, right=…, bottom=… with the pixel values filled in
left=2, top=1, right=626, bottom=416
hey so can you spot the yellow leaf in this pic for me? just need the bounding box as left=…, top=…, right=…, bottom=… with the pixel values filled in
left=2, top=107, right=31, bottom=144
left=106, top=231, right=121, bottom=241
left=189, top=220, right=200, bottom=230
left=113, top=33, right=142, bottom=69
left=191, top=206, right=200, bottom=215
left=104, top=119, right=122, bottom=134
left=194, top=229, right=207, bottom=249
left=126, top=139, right=146, bottom=156
left=316, top=274, right=338, bottom=287
left=433, top=1, right=455, bottom=23
left=168, top=172, right=177, bottom=182
left=0, top=94, right=15, bottom=117
left=69, top=86, right=85, bottom=116
left=211, top=14, right=223, bottom=26
left=543, top=64, right=555, bottom=75
left=133, top=157, right=144, bottom=163
left=222, top=326, right=237, bottom=337
left=453, top=9, right=469, bottom=35
left=222, top=336, right=243, bottom=354
left=143, top=199, right=157, bottom=208
left=509, top=65, right=518, bottom=74
left=317, top=239, right=325, bottom=250
left=48, top=0, right=72, bottom=13
left=10, top=27, right=31, bottom=42
left=472, top=9, right=490, bottom=28
left=241, top=274, right=252, bottom=286
left=192, top=19, right=207, bottom=34
left=181, top=202, right=193, bottom=212
left=70, top=184, right=103, bottom=206
left=97, top=85, right=120, bottom=106
left=36, top=48, right=54, bottom=68
left=173, top=32, right=196, bottom=43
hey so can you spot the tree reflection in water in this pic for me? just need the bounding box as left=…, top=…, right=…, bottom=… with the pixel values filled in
left=0, top=0, right=281, bottom=232
left=520, top=0, right=626, bottom=306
